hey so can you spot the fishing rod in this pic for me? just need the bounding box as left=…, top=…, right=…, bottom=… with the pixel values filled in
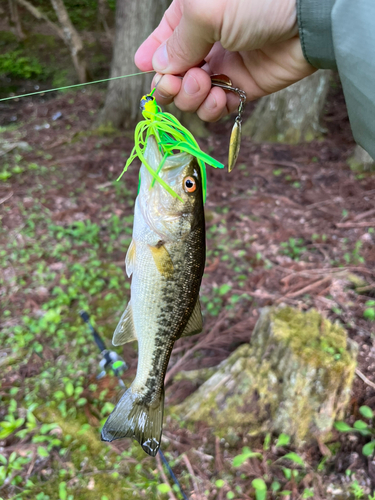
left=79, top=310, right=188, bottom=500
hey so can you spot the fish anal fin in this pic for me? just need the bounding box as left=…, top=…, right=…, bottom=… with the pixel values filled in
left=180, top=299, right=203, bottom=337
left=149, top=243, right=174, bottom=279
left=125, top=239, right=136, bottom=278
left=101, top=387, right=165, bottom=457
left=112, top=302, right=137, bottom=346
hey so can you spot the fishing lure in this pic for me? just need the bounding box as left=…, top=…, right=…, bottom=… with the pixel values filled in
left=210, top=74, right=247, bottom=173
left=118, top=87, right=224, bottom=203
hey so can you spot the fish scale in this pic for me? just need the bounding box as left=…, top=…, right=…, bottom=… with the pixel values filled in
left=101, top=136, right=206, bottom=456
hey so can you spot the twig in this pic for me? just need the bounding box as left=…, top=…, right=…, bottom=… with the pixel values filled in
left=231, top=288, right=301, bottom=306
left=215, top=436, right=224, bottom=473
left=0, top=191, right=13, bottom=204
left=182, top=454, right=202, bottom=500
left=306, top=198, right=343, bottom=210
left=285, top=276, right=331, bottom=298
left=280, top=266, right=374, bottom=282
left=156, top=453, right=178, bottom=500
left=261, top=159, right=302, bottom=176
left=165, top=312, right=228, bottom=385
left=44, top=137, right=72, bottom=150
left=336, top=220, right=375, bottom=228
left=355, top=283, right=375, bottom=293
left=192, top=449, right=214, bottom=461
left=355, top=368, right=375, bottom=390
left=26, top=449, right=37, bottom=477
left=353, top=208, right=375, bottom=221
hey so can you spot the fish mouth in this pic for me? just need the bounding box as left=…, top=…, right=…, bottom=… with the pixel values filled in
left=138, top=136, right=194, bottom=239
left=140, top=136, right=192, bottom=191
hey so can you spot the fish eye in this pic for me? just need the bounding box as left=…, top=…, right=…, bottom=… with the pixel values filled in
left=183, top=176, right=196, bottom=193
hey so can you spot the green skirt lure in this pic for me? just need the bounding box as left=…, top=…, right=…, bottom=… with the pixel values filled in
left=117, top=88, right=224, bottom=202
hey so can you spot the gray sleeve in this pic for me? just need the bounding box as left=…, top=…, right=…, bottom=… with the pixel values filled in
left=297, top=0, right=375, bottom=160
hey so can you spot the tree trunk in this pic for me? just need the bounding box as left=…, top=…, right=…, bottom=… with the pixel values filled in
left=243, top=70, right=331, bottom=144
left=99, top=0, right=170, bottom=129
left=176, top=306, right=357, bottom=446
left=8, top=0, right=25, bottom=40
left=97, top=0, right=112, bottom=41
left=50, top=0, right=90, bottom=83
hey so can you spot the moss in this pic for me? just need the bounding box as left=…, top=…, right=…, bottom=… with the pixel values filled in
left=272, top=307, right=352, bottom=372
left=29, top=407, right=158, bottom=499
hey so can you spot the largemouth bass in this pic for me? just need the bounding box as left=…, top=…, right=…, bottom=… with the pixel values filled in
left=101, top=136, right=205, bottom=456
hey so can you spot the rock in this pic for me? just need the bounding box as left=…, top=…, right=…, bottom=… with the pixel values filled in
left=348, top=145, right=375, bottom=172
left=177, top=306, right=357, bottom=446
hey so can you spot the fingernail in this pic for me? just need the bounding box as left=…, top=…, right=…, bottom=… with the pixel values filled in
left=184, top=74, right=200, bottom=95
left=204, top=93, right=217, bottom=111
left=153, top=44, right=169, bottom=72
left=157, top=89, right=172, bottom=99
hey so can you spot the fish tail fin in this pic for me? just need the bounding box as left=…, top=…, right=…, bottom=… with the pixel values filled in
left=101, top=386, right=164, bottom=457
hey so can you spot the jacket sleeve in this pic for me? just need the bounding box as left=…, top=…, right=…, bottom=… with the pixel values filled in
left=297, top=0, right=375, bottom=160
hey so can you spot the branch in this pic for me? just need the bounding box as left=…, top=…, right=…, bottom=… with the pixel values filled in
left=16, top=0, right=64, bottom=40
left=355, top=368, right=375, bottom=390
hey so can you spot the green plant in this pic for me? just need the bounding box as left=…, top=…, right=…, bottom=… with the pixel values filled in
left=0, top=50, right=44, bottom=79
left=0, top=451, right=32, bottom=487
left=335, top=406, right=375, bottom=457
left=343, top=241, right=365, bottom=265
left=364, top=301, right=375, bottom=321
left=280, top=238, right=307, bottom=261
left=350, top=479, right=365, bottom=499
left=252, top=478, right=267, bottom=500
left=232, top=435, right=308, bottom=497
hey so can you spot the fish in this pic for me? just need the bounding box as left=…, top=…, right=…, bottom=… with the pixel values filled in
left=101, top=135, right=206, bottom=457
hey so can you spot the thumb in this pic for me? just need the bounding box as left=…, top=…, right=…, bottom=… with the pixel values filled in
left=152, top=3, right=216, bottom=74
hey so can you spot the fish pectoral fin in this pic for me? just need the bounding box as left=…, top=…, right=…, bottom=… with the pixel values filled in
left=149, top=244, right=174, bottom=279
left=112, top=302, right=137, bottom=346
left=125, top=239, right=136, bottom=278
left=180, top=299, right=203, bottom=337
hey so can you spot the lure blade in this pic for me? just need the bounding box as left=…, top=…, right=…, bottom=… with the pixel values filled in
left=210, top=73, right=246, bottom=173
left=228, top=120, right=241, bottom=173
left=210, top=74, right=233, bottom=88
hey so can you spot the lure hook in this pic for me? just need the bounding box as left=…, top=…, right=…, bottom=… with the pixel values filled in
left=211, top=74, right=247, bottom=173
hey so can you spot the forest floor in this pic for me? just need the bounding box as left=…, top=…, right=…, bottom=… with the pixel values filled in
left=1, top=77, right=375, bottom=500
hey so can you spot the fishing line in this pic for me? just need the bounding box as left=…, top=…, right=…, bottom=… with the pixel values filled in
left=80, top=310, right=189, bottom=500
left=0, top=70, right=155, bottom=102
left=159, top=449, right=189, bottom=500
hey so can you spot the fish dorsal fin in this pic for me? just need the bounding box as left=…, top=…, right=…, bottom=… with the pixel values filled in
left=112, top=302, right=137, bottom=346
left=125, top=239, right=136, bottom=278
left=149, top=243, right=174, bottom=279
left=180, top=299, right=203, bottom=337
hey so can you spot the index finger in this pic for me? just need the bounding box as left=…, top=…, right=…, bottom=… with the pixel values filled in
left=135, top=0, right=183, bottom=71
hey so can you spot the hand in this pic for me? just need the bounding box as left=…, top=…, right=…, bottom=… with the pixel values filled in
left=135, top=0, right=316, bottom=121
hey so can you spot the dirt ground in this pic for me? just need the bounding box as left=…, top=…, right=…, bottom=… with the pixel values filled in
left=1, top=78, right=375, bottom=499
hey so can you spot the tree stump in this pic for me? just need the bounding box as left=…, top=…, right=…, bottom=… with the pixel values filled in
left=242, top=71, right=331, bottom=143
left=177, top=306, right=357, bottom=446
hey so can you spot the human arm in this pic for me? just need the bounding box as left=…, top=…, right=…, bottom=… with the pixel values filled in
left=135, top=0, right=375, bottom=160
left=298, top=0, right=375, bottom=159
